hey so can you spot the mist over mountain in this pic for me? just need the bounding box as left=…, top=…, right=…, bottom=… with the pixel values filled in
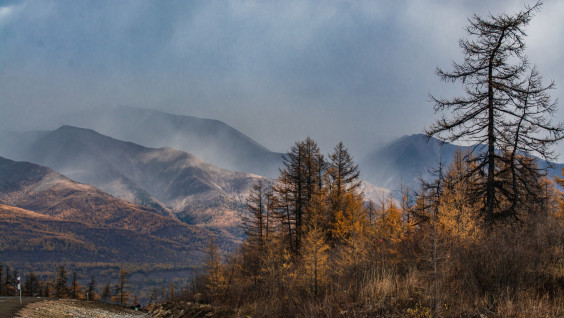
left=0, top=155, right=211, bottom=264
left=57, top=106, right=284, bottom=177
left=361, top=134, right=564, bottom=193
left=3, top=125, right=265, bottom=236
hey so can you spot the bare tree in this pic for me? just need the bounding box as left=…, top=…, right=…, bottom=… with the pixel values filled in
left=426, top=1, right=563, bottom=223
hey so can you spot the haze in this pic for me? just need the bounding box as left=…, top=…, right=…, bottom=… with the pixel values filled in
left=1, top=0, right=563, bottom=161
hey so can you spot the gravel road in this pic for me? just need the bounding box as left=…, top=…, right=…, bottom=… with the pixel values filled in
left=12, top=299, right=149, bottom=318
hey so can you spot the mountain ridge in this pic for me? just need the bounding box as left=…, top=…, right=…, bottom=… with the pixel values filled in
left=361, top=133, right=564, bottom=192
left=57, top=106, right=284, bottom=177
left=14, top=125, right=265, bottom=235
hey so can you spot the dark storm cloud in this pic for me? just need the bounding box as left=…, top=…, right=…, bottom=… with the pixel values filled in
left=1, top=0, right=563, bottom=160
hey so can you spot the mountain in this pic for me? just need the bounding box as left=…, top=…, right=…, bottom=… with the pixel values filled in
left=12, top=125, right=265, bottom=235
left=361, top=134, right=564, bottom=192
left=0, top=156, right=210, bottom=264
left=57, top=106, right=284, bottom=177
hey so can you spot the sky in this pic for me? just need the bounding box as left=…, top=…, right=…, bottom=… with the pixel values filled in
left=1, top=0, right=563, bottom=161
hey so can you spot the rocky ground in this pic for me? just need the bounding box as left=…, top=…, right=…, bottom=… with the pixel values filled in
left=150, top=302, right=236, bottom=318
left=14, top=299, right=149, bottom=318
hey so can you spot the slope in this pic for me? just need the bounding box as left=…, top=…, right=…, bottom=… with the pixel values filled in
left=58, top=106, right=284, bottom=177
left=0, top=156, right=211, bottom=263
left=17, top=126, right=265, bottom=234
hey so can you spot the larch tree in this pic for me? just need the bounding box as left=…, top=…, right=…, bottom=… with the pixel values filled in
left=87, top=274, right=96, bottom=300
left=70, top=271, right=79, bottom=299
left=102, top=283, right=111, bottom=302
left=327, top=141, right=361, bottom=199
left=438, top=149, right=480, bottom=239
left=364, top=200, right=378, bottom=226
left=205, top=238, right=226, bottom=299
left=425, top=1, right=563, bottom=223
left=4, top=266, right=13, bottom=296
left=242, top=180, right=275, bottom=286
left=278, top=137, right=325, bottom=252
left=113, top=269, right=130, bottom=306
left=243, top=180, right=269, bottom=249
left=55, top=266, right=68, bottom=299
left=555, top=169, right=564, bottom=217
left=301, top=224, right=330, bottom=297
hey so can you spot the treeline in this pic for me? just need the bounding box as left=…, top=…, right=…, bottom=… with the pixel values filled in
left=181, top=138, right=564, bottom=317
left=0, top=264, right=139, bottom=307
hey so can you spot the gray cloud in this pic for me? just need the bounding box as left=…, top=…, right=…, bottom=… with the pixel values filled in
left=1, top=0, right=563, bottom=160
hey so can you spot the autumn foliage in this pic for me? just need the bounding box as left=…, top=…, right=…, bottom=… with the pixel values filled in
left=178, top=139, right=564, bottom=317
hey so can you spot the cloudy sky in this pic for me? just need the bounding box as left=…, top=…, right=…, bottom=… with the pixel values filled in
left=1, top=0, right=563, bottom=160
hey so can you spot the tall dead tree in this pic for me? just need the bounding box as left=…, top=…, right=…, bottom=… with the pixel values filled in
left=426, top=1, right=563, bottom=223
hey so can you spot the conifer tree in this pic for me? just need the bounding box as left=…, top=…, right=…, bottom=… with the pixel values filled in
left=113, top=269, right=130, bottom=306
left=364, top=201, right=378, bottom=226
left=328, top=141, right=361, bottom=199
left=301, top=225, right=329, bottom=297
left=5, top=266, right=13, bottom=296
left=243, top=180, right=272, bottom=249
left=205, top=238, right=226, bottom=299
left=555, top=169, right=564, bottom=216
left=376, top=198, right=404, bottom=243
left=70, top=271, right=79, bottom=299
left=87, top=274, right=96, bottom=301
left=24, top=272, right=40, bottom=297
left=426, top=1, right=563, bottom=223
left=438, top=150, right=479, bottom=239
left=278, top=137, right=325, bottom=252
left=55, top=266, right=68, bottom=299
left=102, top=283, right=111, bottom=302
left=11, top=270, right=18, bottom=296
left=44, top=277, right=54, bottom=298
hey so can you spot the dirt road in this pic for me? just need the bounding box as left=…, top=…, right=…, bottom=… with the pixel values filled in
left=0, top=297, right=45, bottom=318
left=14, top=299, right=149, bottom=318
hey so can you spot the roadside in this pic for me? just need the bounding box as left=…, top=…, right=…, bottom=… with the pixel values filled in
left=14, top=299, right=149, bottom=318
left=0, top=297, right=46, bottom=318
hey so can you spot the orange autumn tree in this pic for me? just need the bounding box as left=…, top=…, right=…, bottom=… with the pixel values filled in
left=438, top=150, right=480, bottom=241
left=554, top=168, right=564, bottom=218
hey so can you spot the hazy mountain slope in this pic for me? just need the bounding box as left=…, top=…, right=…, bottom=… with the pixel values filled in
left=17, top=126, right=264, bottom=234
left=0, top=156, right=212, bottom=263
left=362, top=134, right=564, bottom=192
left=58, top=106, right=284, bottom=177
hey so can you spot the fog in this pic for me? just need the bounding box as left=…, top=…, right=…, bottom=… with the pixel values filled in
left=1, top=0, right=563, bottom=161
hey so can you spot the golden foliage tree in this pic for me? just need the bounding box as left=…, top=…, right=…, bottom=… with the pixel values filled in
left=205, top=238, right=226, bottom=299
left=438, top=150, right=480, bottom=240
left=113, top=269, right=130, bottom=306
left=301, top=225, right=330, bottom=297
left=554, top=168, right=564, bottom=218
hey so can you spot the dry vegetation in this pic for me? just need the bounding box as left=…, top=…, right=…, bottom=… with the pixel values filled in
left=164, top=142, right=564, bottom=317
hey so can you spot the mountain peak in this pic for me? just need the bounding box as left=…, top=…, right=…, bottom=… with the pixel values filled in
left=57, top=107, right=283, bottom=177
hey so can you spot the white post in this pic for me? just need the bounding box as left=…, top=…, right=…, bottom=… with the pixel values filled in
left=17, top=276, right=22, bottom=306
